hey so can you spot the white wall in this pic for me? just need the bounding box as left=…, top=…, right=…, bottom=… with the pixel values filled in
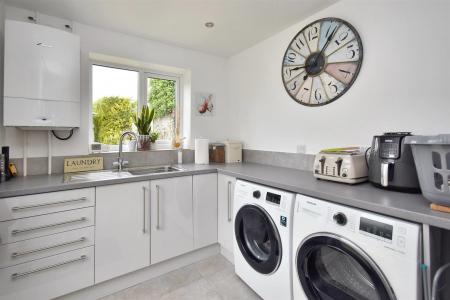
left=1, top=6, right=229, bottom=158
left=227, top=0, right=450, bottom=154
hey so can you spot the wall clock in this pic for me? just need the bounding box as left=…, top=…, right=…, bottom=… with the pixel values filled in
left=282, top=18, right=363, bottom=106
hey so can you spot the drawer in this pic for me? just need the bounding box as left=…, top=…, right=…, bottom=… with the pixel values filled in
left=0, top=226, right=94, bottom=268
left=0, top=188, right=95, bottom=222
left=0, top=246, right=94, bottom=300
left=0, top=207, right=94, bottom=245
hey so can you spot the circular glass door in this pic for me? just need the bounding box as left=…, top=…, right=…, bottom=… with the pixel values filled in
left=296, top=234, right=396, bottom=300
left=234, top=204, right=282, bottom=274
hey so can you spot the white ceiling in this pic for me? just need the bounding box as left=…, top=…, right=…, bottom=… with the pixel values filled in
left=5, top=0, right=337, bottom=56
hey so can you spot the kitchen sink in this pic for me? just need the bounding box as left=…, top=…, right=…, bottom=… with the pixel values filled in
left=63, top=165, right=184, bottom=183
left=126, top=165, right=184, bottom=176
left=63, top=170, right=133, bottom=183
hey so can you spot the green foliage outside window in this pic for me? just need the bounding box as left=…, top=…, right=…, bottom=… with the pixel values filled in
left=93, top=96, right=137, bottom=145
left=148, top=78, right=175, bottom=118
left=93, top=78, right=175, bottom=145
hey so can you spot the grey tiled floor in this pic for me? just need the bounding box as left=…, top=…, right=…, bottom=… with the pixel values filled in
left=100, top=255, right=262, bottom=300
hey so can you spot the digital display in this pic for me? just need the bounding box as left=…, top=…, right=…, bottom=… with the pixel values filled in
left=266, top=192, right=281, bottom=205
left=359, top=217, right=393, bottom=240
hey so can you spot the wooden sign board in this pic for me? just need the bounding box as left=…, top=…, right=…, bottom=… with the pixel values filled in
left=64, top=156, right=104, bottom=173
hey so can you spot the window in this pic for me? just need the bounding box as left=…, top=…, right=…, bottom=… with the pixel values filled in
left=147, top=74, right=178, bottom=143
left=91, top=63, right=180, bottom=151
left=92, top=65, right=138, bottom=146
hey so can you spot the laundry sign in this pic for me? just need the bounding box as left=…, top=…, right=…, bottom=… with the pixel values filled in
left=64, top=156, right=103, bottom=173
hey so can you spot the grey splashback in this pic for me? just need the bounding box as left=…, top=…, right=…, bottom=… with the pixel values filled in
left=243, top=149, right=314, bottom=171
left=10, top=149, right=195, bottom=176
left=9, top=148, right=312, bottom=176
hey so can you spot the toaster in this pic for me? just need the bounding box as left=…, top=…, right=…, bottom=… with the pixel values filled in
left=313, top=148, right=368, bottom=184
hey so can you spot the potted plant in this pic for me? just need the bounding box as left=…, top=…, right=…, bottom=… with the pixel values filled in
left=133, top=105, right=155, bottom=151
left=150, top=132, right=159, bottom=149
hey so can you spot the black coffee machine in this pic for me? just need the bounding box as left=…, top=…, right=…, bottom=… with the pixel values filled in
left=368, top=132, right=420, bottom=193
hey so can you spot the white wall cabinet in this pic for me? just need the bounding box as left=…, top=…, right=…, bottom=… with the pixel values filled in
left=150, top=176, right=193, bottom=264
left=193, top=173, right=218, bottom=249
left=3, top=20, right=80, bottom=128
left=217, top=174, right=236, bottom=262
left=95, top=182, right=150, bottom=283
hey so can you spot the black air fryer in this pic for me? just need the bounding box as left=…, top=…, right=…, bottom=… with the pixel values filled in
left=368, top=132, right=420, bottom=193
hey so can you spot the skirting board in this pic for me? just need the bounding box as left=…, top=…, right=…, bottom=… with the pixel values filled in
left=57, top=244, right=220, bottom=300
left=220, top=246, right=234, bottom=264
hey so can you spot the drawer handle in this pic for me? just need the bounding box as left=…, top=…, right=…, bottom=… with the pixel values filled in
left=11, top=197, right=88, bottom=212
left=11, top=255, right=88, bottom=280
left=11, top=217, right=88, bottom=235
left=11, top=237, right=87, bottom=258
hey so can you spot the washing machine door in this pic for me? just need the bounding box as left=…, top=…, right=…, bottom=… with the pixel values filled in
left=296, top=233, right=396, bottom=300
left=235, top=204, right=282, bottom=275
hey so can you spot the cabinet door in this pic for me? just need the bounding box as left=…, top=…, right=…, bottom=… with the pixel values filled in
left=150, top=176, right=193, bottom=264
left=217, top=174, right=236, bottom=262
left=193, top=174, right=218, bottom=249
left=95, top=182, right=150, bottom=283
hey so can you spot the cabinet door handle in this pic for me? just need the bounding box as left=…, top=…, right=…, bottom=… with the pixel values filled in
left=11, top=237, right=86, bottom=258
left=11, top=255, right=87, bottom=280
left=142, top=186, right=147, bottom=233
left=227, top=181, right=232, bottom=222
left=11, top=197, right=88, bottom=212
left=11, top=217, right=87, bottom=235
left=156, top=185, right=160, bottom=230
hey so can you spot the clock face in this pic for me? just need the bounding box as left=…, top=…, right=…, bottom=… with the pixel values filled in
left=282, top=18, right=363, bottom=106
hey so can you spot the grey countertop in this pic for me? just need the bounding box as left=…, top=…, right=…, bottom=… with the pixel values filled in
left=1, top=162, right=449, bottom=230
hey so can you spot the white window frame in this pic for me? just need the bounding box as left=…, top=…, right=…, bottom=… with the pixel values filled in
left=89, top=60, right=182, bottom=151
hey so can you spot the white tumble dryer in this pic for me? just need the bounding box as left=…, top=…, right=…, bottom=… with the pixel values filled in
left=233, top=180, right=295, bottom=300
left=292, top=194, right=422, bottom=300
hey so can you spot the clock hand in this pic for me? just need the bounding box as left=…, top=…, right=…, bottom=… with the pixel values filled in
left=303, top=27, right=338, bottom=82
left=319, top=26, right=338, bottom=56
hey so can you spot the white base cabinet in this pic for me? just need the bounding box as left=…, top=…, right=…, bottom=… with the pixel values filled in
left=150, top=176, right=194, bottom=264
left=0, top=246, right=94, bottom=300
left=193, top=173, right=218, bottom=249
left=95, top=182, right=150, bottom=283
left=217, top=174, right=236, bottom=262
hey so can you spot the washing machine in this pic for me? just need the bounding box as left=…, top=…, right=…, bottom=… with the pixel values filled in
left=292, top=194, right=422, bottom=300
left=233, top=180, right=295, bottom=300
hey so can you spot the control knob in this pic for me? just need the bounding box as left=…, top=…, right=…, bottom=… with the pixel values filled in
left=253, top=190, right=261, bottom=199
left=333, top=212, right=347, bottom=226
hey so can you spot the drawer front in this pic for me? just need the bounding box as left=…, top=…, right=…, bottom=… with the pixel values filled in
left=0, top=188, right=95, bottom=222
left=0, top=226, right=94, bottom=268
left=0, top=246, right=94, bottom=300
left=0, top=207, right=94, bottom=245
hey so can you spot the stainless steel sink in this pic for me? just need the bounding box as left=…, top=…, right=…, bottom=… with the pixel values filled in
left=126, top=165, right=184, bottom=176
left=64, top=170, right=133, bottom=183
left=63, top=165, right=184, bottom=183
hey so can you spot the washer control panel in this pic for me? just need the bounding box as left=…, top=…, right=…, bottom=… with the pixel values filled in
left=235, top=180, right=294, bottom=212
left=297, top=194, right=420, bottom=259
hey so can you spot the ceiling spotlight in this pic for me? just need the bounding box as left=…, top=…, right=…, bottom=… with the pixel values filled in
left=205, top=22, right=215, bottom=28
